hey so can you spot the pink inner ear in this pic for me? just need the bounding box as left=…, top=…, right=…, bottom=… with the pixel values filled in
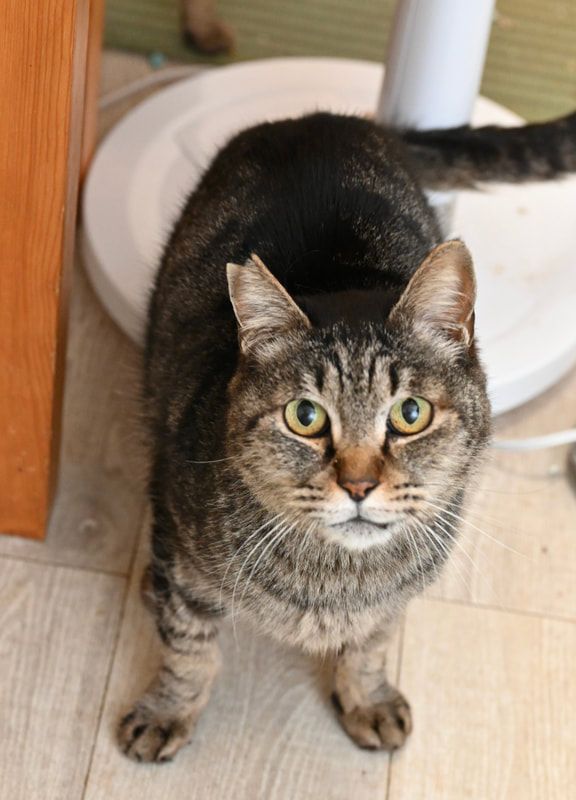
left=391, top=240, right=476, bottom=345
left=226, top=256, right=310, bottom=354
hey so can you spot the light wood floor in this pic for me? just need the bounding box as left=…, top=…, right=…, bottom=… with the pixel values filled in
left=2, top=51, right=575, bottom=800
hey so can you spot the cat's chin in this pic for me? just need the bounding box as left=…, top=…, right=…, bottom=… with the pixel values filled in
left=317, top=518, right=397, bottom=551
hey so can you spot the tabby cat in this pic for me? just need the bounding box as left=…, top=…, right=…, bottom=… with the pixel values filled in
left=119, top=111, right=576, bottom=761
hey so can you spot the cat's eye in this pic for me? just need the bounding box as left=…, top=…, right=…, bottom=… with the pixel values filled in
left=388, top=396, right=433, bottom=436
left=284, top=399, right=329, bottom=437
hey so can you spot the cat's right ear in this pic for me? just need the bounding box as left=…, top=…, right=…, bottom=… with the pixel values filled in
left=388, top=240, right=476, bottom=348
left=226, top=255, right=311, bottom=356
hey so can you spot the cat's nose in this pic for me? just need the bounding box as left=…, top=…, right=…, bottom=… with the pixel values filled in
left=335, top=446, right=382, bottom=501
left=339, top=478, right=378, bottom=502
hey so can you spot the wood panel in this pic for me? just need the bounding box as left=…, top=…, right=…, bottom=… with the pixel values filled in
left=0, top=263, right=148, bottom=574
left=82, top=0, right=106, bottom=176
left=389, top=598, right=576, bottom=800
left=0, top=54, right=151, bottom=574
left=0, top=558, right=124, bottom=800
left=84, top=535, right=399, bottom=800
left=0, top=0, right=90, bottom=537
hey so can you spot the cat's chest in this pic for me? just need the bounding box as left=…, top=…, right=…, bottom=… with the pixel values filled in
left=242, top=580, right=402, bottom=654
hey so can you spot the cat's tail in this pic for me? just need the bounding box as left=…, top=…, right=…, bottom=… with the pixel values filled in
left=400, top=110, right=576, bottom=189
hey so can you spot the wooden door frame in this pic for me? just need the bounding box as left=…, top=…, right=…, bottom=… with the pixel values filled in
left=0, top=0, right=103, bottom=538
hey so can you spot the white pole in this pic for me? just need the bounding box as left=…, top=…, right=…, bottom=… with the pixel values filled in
left=376, top=0, right=496, bottom=228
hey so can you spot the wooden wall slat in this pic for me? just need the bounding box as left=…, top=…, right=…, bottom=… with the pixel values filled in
left=82, top=0, right=106, bottom=176
left=0, top=0, right=90, bottom=537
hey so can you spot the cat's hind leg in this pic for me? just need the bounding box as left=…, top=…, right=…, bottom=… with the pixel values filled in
left=118, top=564, right=223, bottom=763
left=332, top=622, right=412, bottom=751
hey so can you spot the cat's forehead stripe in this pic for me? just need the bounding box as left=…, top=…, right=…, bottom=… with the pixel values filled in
left=327, top=349, right=346, bottom=392
left=389, top=363, right=399, bottom=394
left=367, top=352, right=378, bottom=392
left=314, top=363, right=325, bottom=393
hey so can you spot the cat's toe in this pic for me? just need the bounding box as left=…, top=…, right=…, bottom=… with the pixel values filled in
left=118, top=706, right=194, bottom=763
left=335, top=691, right=412, bottom=751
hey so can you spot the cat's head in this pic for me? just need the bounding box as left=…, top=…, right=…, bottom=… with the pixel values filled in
left=225, top=243, right=491, bottom=551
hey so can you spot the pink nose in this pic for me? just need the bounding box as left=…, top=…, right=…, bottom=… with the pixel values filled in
left=339, top=479, right=378, bottom=502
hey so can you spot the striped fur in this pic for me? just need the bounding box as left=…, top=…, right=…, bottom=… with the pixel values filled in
left=402, top=110, right=576, bottom=189
left=119, top=110, right=574, bottom=762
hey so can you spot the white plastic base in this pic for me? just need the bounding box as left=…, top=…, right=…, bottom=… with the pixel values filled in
left=83, top=57, right=576, bottom=415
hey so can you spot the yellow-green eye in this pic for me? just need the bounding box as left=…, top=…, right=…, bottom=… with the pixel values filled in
left=284, top=399, right=329, bottom=437
left=388, top=396, right=433, bottom=435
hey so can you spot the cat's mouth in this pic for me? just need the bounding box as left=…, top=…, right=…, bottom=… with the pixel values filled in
left=339, top=518, right=395, bottom=531
left=319, top=516, right=399, bottom=549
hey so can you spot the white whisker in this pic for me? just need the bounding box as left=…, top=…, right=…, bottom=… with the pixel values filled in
left=431, top=516, right=506, bottom=607
left=240, top=522, right=297, bottom=606
left=413, top=517, right=473, bottom=596
left=187, top=456, right=237, bottom=464
left=423, top=499, right=528, bottom=559
left=404, top=523, right=426, bottom=594
left=230, top=516, right=289, bottom=646
left=410, top=517, right=443, bottom=585
left=294, top=521, right=314, bottom=577
left=218, top=512, right=284, bottom=609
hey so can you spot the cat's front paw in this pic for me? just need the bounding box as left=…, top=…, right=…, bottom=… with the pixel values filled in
left=332, top=690, right=412, bottom=751
left=118, top=705, right=195, bottom=763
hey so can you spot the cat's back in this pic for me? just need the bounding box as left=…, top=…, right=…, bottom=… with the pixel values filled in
left=151, top=113, right=437, bottom=320
left=145, top=114, right=439, bottom=405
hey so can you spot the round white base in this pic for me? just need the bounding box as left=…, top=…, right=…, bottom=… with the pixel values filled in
left=83, top=57, right=576, bottom=415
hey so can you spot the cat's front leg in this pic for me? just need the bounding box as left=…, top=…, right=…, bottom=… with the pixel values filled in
left=118, top=565, right=222, bottom=763
left=332, top=622, right=412, bottom=751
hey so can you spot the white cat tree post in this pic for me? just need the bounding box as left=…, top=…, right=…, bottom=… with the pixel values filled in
left=377, top=0, right=496, bottom=229
left=378, top=0, right=495, bottom=129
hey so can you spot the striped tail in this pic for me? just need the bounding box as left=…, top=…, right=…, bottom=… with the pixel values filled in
left=400, top=111, right=576, bottom=189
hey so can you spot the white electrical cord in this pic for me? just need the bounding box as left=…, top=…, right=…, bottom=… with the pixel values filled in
left=493, top=428, right=576, bottom=451
left=99, top=66, right=198, bottom=110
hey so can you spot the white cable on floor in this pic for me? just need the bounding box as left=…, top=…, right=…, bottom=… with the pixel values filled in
left=493, top=428, right=576, bottom=451
left=99, top=66, right=198, bottom=110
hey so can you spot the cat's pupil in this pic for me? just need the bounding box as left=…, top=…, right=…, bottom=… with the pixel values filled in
left=297, top=400, right=316, bottom=427
left=402, top=399, right=420, bottom=425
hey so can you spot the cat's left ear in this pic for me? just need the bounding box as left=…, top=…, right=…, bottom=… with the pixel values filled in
left=389, top=240, right=476, bottom=347
left=226, top=254, right=311, bottom=355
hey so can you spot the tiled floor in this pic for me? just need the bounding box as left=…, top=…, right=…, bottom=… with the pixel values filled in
left=1, top=52, right=575, bottom=800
